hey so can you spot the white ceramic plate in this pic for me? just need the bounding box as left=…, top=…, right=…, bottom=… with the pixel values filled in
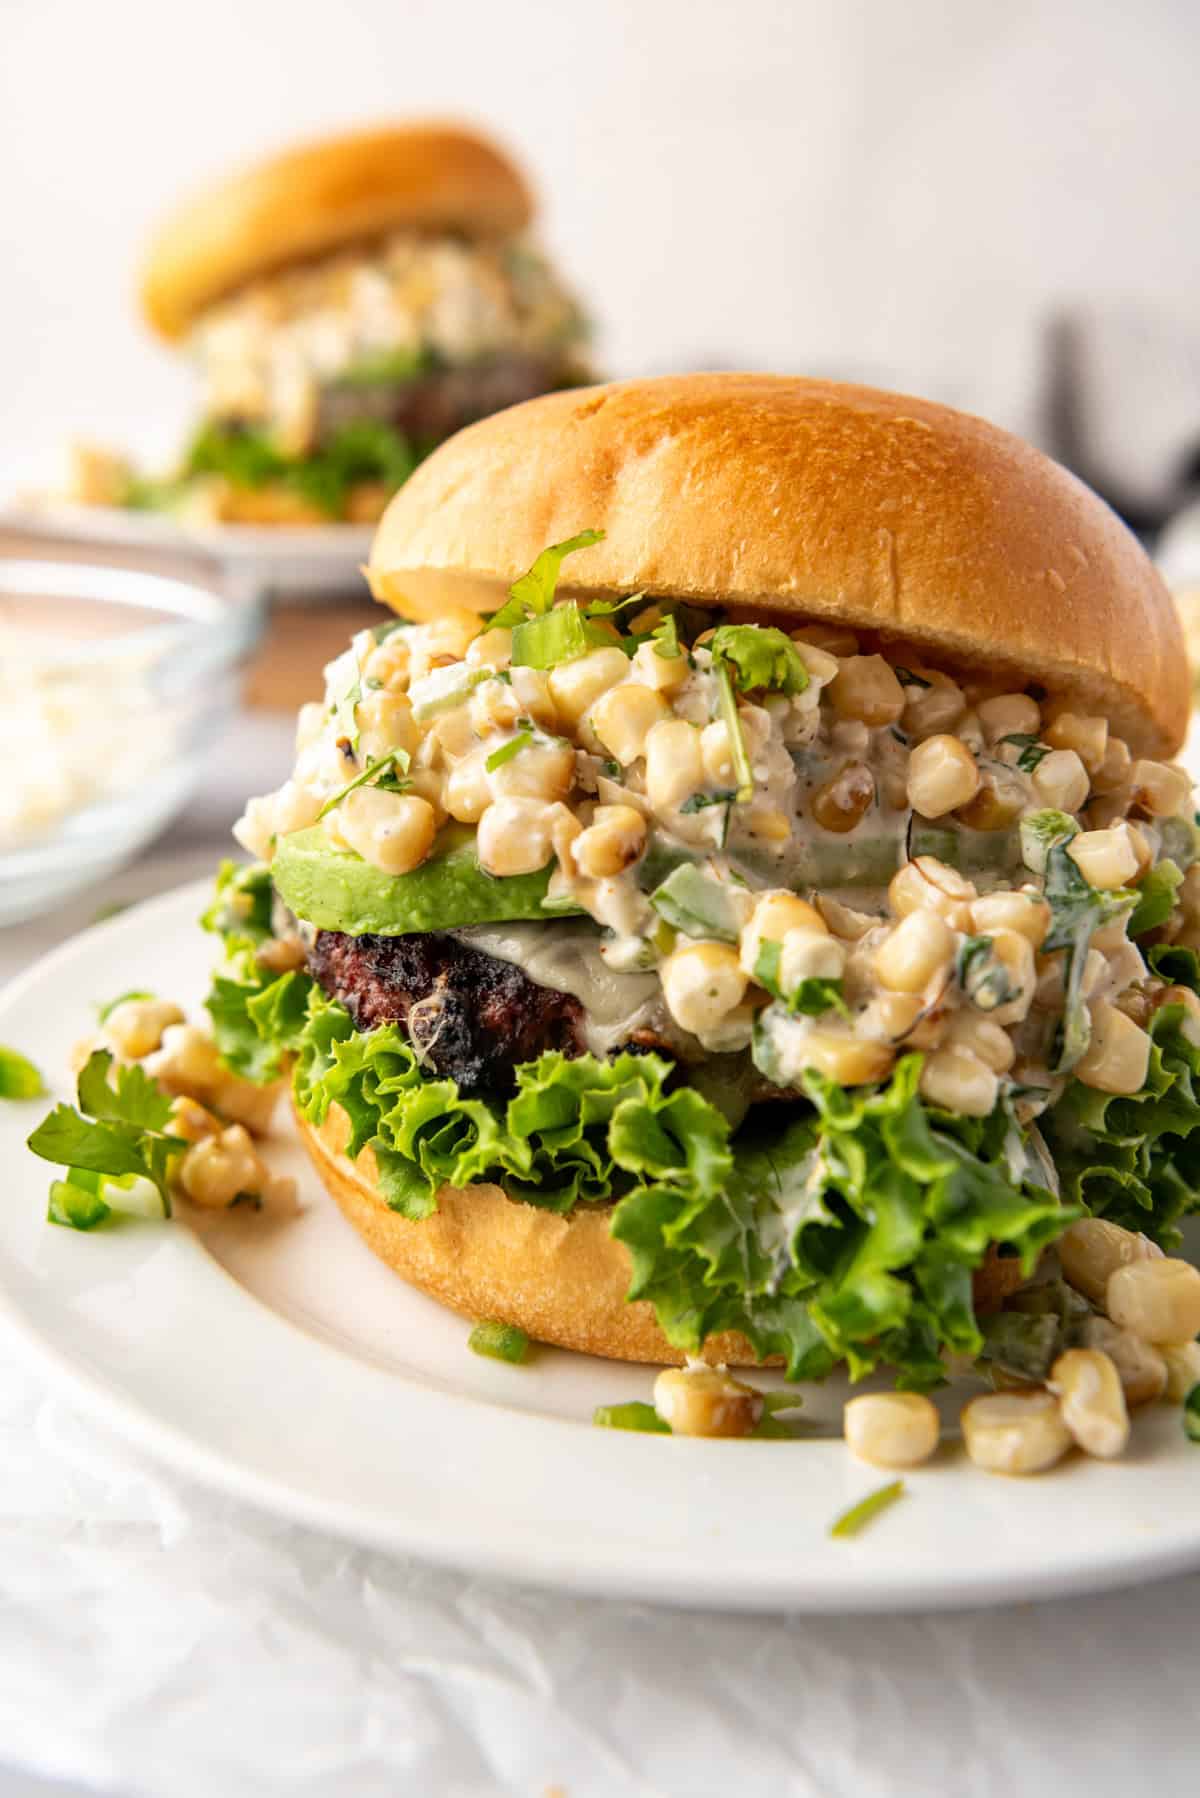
left=1, top=494, right=372, bottom=602
left=2, top=883, right=1200, bottom=1614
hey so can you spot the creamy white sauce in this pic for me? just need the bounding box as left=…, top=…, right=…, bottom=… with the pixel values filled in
left=451, top=920, right=663, bottom=1055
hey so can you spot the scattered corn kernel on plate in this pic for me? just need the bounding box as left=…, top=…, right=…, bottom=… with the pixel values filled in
left=2, top=882, right=1200, bottom=1614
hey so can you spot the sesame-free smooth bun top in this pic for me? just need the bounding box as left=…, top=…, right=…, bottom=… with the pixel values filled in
left=368, top=373, right=1188, bottom=756
left=140, top=122, right=534, bottom=339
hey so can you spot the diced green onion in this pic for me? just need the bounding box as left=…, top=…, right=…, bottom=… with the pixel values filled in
left=409, top=665, right=489, bottom=722
left=650, top=862, right=743, bottom=942
left=485, top=730, right=533, bottom=773
left=829, top=1478, right=906, bottom=1539
left=0, top=1045, right=46, bottom=1100
left=511, top=602, right=601, bottom=670
left=593, top=1401, right=671, bottom=1434
left=48, top=1179, right=111, bottom=1231
left=468, top=1320, right=531, bottom=1364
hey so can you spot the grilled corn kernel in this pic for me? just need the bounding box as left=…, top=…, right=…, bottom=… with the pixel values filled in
left=811, top=761, right=874, bottom=833
left=957, top=766, right=1026, bottom=832
left=653, top=1365, right=764, bottom=1438
left=476, top=797, right=560, bottom=877
left=903, top=673, right=966, bottom=740
left=337, top=788, right=437, bottom=876
left=907, top=734, right=980, bottom=818
left=488, top=738, right=576, bottom=803
left=1076, top=1317, right=1168, bottom=1407
left=739, top=892, right=827, bottom=978
left=644, top=719, right=704, bottom=813
left=827, top=655, right=905, bottom=727
left=444, top=750, right=493, bottom=823
left=1161, top=1341, right=1200, bottom=1402
left=146, top=1023, right=223, bottom=1098
left=778, top=927, right=846, bottom=990
left=969, top=889, right=1051, bottom=947
left=469, top=677, right=522, bottom=734
left=168, top=1096, right=222, bottom=1144
left=888, top=856, right=976, bottom=931
left=790, top=623, right=860, bottom=657
left=464, top=626, right=514, bottom=669
left=356, top=689, right=419, bottom=763
left=843, top=1392, right=939, bottom=1468
left=875, top=910, right=955, bottom=994
left=977, top=692, right=1040, bottom=742
left=1050, top=1349, right=1130, bottom=1459
left=1091, top=734, right=1132, bottom=795
left=975, top=930, right=1037, bottom=1026
left=944, top=1011, right=1016, bottom=1073
left=547, top=648, right=629, bottom=727
left=1129, top=759, right=1192, bottom=818
left=1031, top=748, right=1090, bottom=814
left=700, top=720, right=737, bottom=786
left=1058, top=1217, right=1163, bottom=1306
left=102, top=997, right=185, bottom=1061
left=590, top=684, right=671, bottom=764
left=816, top=894, right=878, bottom=941
left=1076, top=1001, right=1151, bottom=1096
left=573, top=805, right=647, bottom=878
left=179, top=1125, right=263, bottom=1210
left=661, top=942, right=748, bottom=1036
left=798, top=1030, right=895, bottom=1086
left=363, top=632, right=411, bottom=689
left=1044, top=712, right=1108, bottom=774
left=631, top=640, right=689, bottom=693
left=1107, top=1257, right=1200, bottom=1345
left=791, top=641, right=840, bottom=688
left=961, top=1391, right=1073, bottom=1475
left=919, top=1047, right=999, bottom=1116
left=1067, top=823, right=1140, bottom=889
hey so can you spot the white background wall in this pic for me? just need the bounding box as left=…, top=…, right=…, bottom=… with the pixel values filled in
left=1, top=0, right=1197, bottom=470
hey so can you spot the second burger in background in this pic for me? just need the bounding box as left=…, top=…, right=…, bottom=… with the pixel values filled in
left=71, top=122, right=592, bottom=525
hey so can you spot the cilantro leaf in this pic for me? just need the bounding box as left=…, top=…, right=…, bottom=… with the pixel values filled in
left=709, top=625, right=809, bottom=696
left=1002, top=733, right=1050, bottom=772
left=315, top=749, right=410, bottom=821
left=27, top=1050, right=182, bottom=1213
left=489, top=530, right=605, bottom=629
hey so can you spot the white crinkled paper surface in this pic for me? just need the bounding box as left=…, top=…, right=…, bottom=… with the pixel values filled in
left=0, top=1351, right=1198, bottom=1798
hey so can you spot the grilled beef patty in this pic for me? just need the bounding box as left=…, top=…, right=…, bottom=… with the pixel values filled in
left=307, top=928, right=585, bottom=1095
left=317, top=354, right=573, bottom=450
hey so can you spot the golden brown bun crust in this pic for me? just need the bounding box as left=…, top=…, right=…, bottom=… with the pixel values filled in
left=299, top=1101, right=1024, bottom=1365
left=368, top=374, right=1188, bottom=755
left=299, top=1101, right=765, bottom=1367
left=141, top=122, right=533, bottom=339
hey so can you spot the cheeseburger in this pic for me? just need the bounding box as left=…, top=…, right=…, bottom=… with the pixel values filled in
left=203, top=374, right=1200, bottom=1389
left=69, top=123, right=590, bottom=525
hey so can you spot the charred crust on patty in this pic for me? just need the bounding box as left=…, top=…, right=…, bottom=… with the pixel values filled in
left=307, top=929, right=585, bottom=1094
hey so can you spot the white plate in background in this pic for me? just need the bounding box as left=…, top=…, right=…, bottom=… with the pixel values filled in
left=1, top=493, right=373, bottom=602
left=1, top=883, right=1199, bottom=1613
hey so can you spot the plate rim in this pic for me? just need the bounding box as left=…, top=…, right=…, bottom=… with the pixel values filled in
left=4, top=882, right=1200, bottom=1615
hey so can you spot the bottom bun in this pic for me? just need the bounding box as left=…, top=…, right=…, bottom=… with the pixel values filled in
left=297, top=1101, right=1028, bottom=1363
left=297, top=1101, right=762, bottom=1365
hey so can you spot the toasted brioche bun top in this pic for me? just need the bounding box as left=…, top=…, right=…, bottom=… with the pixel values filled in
left=368, top=373, right=1188, bottom=756
left=140, top=122, right=534, bottom=339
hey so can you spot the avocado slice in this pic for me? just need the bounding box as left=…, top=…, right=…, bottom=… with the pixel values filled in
left=272, top=825, right=583, bottom=935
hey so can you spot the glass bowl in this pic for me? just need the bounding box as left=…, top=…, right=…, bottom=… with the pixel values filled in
left=0, top=558, right=263, bottom=924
